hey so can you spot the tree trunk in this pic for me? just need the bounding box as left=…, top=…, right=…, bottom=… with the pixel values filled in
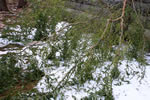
left=17, top=0, right=27, bottom=8
left=0, top=0, right=9, bottom=11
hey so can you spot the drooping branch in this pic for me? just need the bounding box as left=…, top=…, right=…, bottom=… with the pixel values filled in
left=90, top=0, right=128, bottom=50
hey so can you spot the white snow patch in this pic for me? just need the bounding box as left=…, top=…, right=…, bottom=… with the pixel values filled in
left=0, top=38, right=12, bottom=47
left=113, top=59, right=150, bottom=100
left=56, top=52, right=60, bottom=57
left=0, top=51, right=8, bottom=55
left=56, top=22, right=71, bottom=36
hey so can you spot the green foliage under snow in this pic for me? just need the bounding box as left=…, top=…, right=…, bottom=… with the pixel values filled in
left=0, top=0, right=150, bottom=99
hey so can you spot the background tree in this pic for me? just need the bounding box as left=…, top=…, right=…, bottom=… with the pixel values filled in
left=0, top=0, right=9, bottom=11
left=17, top=0, right=27, bottom=8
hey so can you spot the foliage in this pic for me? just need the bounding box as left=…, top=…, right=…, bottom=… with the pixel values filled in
left=2, top=0, right=66, bottom=42
left=0, top=53, right=44, bottom=99
left=0, top=0, right=149, bottom=99
left=0, top=53, right=20, bottom=94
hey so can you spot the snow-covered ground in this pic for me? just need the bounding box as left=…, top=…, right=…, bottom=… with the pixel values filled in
left=113, top=59, right=150, bottom=100
left=35, top=59, right=150, bottom=100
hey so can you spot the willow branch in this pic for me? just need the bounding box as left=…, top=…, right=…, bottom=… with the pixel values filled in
left=90, top=0, right=127, bottom=50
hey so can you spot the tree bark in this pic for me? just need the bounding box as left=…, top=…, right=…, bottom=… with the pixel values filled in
left=0, top=0, right=9, bottom=11
left=17, top=0, right=27, bottom=8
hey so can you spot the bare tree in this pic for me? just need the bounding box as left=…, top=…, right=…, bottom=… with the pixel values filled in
left=0, top=0, right=9, bottom=11
left=17, top=0, right=27, bottom=8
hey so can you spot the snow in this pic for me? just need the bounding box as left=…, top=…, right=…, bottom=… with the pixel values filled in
left=1, top=23, right=150, bottom=100
left=34, top=56, right=150, bottom=100
left=56, top=52, right=60, bottom=57
left=113, top=62, right=150, bottom=100
left=0, top=51, right=8, bottom=55
left=0, top=38, right=12, bottom=47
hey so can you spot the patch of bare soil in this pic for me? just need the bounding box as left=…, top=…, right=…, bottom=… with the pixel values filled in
left=0, top=80, right=39, bottom=100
